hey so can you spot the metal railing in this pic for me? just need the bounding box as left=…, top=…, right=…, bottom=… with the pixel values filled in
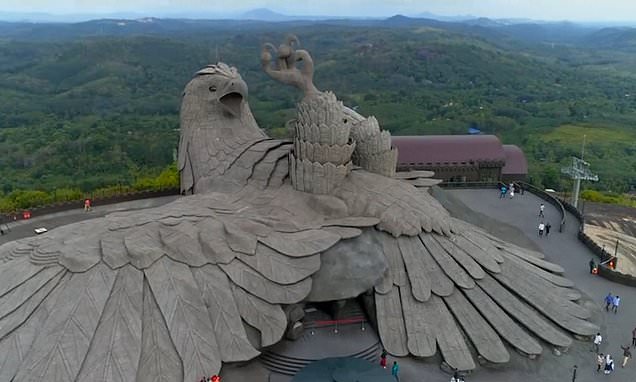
left=519, top=182, right=567, bottom=233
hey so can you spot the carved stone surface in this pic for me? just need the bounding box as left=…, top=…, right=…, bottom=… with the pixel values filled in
left=13, top=263, right=116, bottom=381
left=232, top=283, right=287, bottom=347
left=399, top=283, right=437, bottom=357
left=0, top=265, right=62, bottom=322
left=144, top=256, right=221, bottom=380
left=76, top=265, right=143, bottom=382
left=404, top=177, right=443, bottom=188
left=136, top=280, right=183, bottom=382
left=476, top=274, right=573, bottom=348
left=0, top=39, right=599, bottom=380
left=444, top=290, right=510, bottom=364
left=294, top=139, right=356, bottom=164
left=398, top=236, right=432, bottom=302
left=375, top=288, right=409, bottom=356
left=394, top=170, right=435, bottom=179
left=0, top=273, right=69, bottom=382
left=0, top=268, right=65, bottom=340
left=307, top=229, right=387, bottom=302
left=220, top=259, right=312, bottom=304
left=420, top=233, right=475, bottom=289
left=463, top=283, right=543, bottom=357
left=192, top=265, right=260, bottom=362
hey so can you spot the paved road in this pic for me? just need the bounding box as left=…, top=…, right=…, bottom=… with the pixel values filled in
left=0, top=195, right=178, bottom=246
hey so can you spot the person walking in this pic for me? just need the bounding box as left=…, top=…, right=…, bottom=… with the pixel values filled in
left=539, top=203, right=545, bottom=217
left=589, top=259, right=596, bottom=274
left=604, top=355, right=614, bottom=375
left=538, top=221, right=545, bottom=237
left=451, top=370, right=465, bottom=382
left=391, top=361, right=400, bottom=381
left=597, top=353, right=605, bottom=372
left=604, top=292, right=613, bottom=311
left=592, top=332, right=602, bottom=353
left=380, top=349, right=387, bottom=369
left=621, top=344, right=631, bottom=367
left=545, top=222, right=551, bottom=237
left=632, top=327, right=636, bottom=347
left=499, top=185, right=507, bottom=199
left=612, top=295, right=621, bottom=314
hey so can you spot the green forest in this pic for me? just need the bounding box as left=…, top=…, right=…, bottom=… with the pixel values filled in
left=1, top=17, right=636, bottom=211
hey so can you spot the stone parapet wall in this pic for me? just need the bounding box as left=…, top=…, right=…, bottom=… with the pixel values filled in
left=562, top=198, right=636, bottom=286
left=578, top=230, right=636, bottom=287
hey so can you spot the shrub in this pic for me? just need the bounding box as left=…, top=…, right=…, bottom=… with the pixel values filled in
left=9, top=190, right=52, bottom=209
left=0, top=163, right=179, bottom=213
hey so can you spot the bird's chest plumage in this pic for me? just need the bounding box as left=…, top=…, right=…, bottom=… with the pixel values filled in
left=183, top=118, right=266, bottom=193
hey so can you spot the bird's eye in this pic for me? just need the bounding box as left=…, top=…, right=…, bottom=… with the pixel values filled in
left=209, top=85, right=217, bottom=92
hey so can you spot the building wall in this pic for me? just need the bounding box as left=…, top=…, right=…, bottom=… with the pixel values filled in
left=397, top=161, right=503, bottom=183
left=501, top=173, right=528, bottom=183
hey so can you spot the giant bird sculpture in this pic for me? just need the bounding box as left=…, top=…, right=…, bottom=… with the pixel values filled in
left=0, top=36, right=597, bottom=382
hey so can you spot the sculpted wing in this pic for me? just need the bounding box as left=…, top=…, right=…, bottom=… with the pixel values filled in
left=276, top=151, right=595, bottom=371
left=372, top=215, right=598, bottom=370
left=0, top=188, right=367, bottom=381
left=325, top=169, right=597, bottom=370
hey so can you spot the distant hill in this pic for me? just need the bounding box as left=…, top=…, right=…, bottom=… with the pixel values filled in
left=0, top=11, right=147, bottom=23
left=414, top=12, right=475, bottom=22
left=584, top=27, right=636, bottom=51
left=241, top=8, right=295, bottom=22
left=0, top=18, right=635, bottom=193
left=239, top=8, right=379, bottom=22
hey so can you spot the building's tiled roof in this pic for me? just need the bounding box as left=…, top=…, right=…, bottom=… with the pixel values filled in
left=391, top=135, right=507, bottom=166
left=502, top=145, right=528, bottom=175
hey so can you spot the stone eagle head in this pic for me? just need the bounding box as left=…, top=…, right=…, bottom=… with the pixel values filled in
left=178, top=63, right=267, bottom=195
left=183, top=63, right=247, bottom=118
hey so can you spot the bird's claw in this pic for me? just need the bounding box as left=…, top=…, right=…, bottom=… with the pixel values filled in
left=261, top=35, right=318, bottom=96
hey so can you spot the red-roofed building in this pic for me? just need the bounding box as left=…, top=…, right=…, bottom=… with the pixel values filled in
left=502, top=145, right=528, bottom=181
left=391, top=135, right=527, bottom=183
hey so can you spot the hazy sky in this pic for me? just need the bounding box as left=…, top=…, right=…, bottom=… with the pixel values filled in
left=2, top=0, right=636, bottom=21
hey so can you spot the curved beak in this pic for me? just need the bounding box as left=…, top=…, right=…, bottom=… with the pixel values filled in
left=219, top=78, right=248, bottom=117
